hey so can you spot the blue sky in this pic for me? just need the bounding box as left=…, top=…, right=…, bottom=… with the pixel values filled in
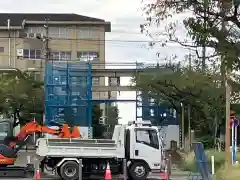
left=0, top=0, right=191, bottom=123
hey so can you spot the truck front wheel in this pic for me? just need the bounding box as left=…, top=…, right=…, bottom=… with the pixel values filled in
left=128, top=161, right=149, bottom=180
left=59, top=161, right=79, bottom=180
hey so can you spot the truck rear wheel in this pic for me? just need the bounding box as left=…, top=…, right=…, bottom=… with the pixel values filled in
left=128, top=162, right=149, bottom=180
left=59, top=161, right=79, bottom=180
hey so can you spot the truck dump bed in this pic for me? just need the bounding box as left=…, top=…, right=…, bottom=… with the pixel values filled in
left=36, top=138, right=119, bottom=158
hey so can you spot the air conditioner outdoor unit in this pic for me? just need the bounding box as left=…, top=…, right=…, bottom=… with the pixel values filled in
left=29, top=33, right=35, bottom=38
left=35, top=33, right=42, bottom=39
left=23, top=32, right=28, bottom=38
left=16, top=49, right=23, bottom=57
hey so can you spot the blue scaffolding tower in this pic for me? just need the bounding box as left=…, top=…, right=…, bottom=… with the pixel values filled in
left=135, top=63, right=178, bottom=126
left=45, top=61, right=92, bottom=136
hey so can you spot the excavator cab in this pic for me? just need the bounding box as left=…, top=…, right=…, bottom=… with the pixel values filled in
left=0, top=120, right=14, bottom=143
left=0, top=120, right=19, bottom=165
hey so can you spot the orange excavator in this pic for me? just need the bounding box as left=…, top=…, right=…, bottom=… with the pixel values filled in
left=0, top=120, right=81, bottom=167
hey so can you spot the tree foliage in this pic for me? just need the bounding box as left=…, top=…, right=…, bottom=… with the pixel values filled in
left=105, top=104, right=119, bottom=137
left=92, top=104, right=119, bottom=139
left=139, top=0, right=240, bottom=142
left=0, top=70, right=44, bottom=127
left=0, top=70, right=119, bottom=140
left=92, top=104, right=104, bottom=138
left=133, top=61, right=240, bottom=136
left=141, top=0, right=240, bottom=70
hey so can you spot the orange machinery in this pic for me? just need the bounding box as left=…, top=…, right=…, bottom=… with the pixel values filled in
left=0, top=120, right=81, bottom=166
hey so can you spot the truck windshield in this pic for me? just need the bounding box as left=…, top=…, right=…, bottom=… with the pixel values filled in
left=136, top=129, right=159, bottom=149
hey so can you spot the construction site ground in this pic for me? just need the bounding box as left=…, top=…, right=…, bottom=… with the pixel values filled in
left=4, top=150, right=199, bottom=180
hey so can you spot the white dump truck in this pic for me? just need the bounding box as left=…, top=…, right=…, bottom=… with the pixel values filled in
left=36, top=121, right=164, bottom=180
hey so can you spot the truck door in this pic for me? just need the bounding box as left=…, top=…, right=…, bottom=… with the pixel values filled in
left=132, top=128, right=161, bottom=170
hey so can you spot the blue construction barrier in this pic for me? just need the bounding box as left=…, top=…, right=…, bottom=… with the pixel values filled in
left=191, top=142, right=212, bottom=180
left=45, top=61, right=92, bottom=127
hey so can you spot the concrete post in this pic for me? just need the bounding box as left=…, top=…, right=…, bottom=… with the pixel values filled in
left=167, top=154, right=172, bottom=179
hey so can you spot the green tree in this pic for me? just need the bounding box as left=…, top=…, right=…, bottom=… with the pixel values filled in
left=133, top=61, right=240, bottom=137
left=0, top=70, right=44, bottom=127
left=92, top=104, right=119, bottom=139
left=140, top=0, right=240, bottom=149
left=105, top=104, right=119, bottom=137
left=92, top=104, right=104, bottom=138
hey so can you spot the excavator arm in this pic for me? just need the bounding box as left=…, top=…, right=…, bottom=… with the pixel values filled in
left=7, top=121, right=81, bottom=149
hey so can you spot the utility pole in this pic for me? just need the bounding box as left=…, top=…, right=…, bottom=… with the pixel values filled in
left=202, top=0, right=208, bottom=71
left=180, top=103, right=185, bottom=150
left=225, top=61, right=231, bottom=164
left=188, top=104, right=191, bottom=151
left=7, top=19, right=11, bottom=67
left=45, top=18, right=50, bottom=63
left=188, top=54, right=192, bottom=70
left=221, top=1, right=231, bottom=165
left=188, top=54, right=192, bottom=151
left=40, top=18, right=50, bottom=80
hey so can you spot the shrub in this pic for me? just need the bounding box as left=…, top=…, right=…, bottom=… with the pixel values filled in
left=197, top=135, right=214, bottom=149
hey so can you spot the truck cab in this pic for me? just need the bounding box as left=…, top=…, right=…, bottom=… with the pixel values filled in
left=37, top=121, right=164, bottom=180
left=116, top=121, right=162, bottom=170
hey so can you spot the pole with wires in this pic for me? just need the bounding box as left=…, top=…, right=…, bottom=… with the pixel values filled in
left=221, top=0, right=231, bottom=165
left=7, top=19, right=11, bottom=67
left=41, top=18, right=50, bottom=80
left=44, top=18, right=50, bottom=64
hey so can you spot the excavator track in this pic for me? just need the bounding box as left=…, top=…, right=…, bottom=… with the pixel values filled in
left=0, top=164, right=34, bottom=178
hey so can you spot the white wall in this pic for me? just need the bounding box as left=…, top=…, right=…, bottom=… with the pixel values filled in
left=159, top=125, right=180, bottom=150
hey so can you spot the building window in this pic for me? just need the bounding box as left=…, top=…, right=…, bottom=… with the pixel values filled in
left=25, top=27, right=45, bottom=34
left=28, top=72, right=41, bottom=81
left=49, top=27, right=59, bottom=38
left=51, top=51, right=71, bottom=61
left=92, top=77, right=100, bottom=85
left=25, top=26, right=72, bottom=38
left=76, top=27, right=99, bottom=39
left=23, top=49, right=41, bottom=59
left=49, top=27, right=72, bottom=39
left=0, top=47, right=4, bottom=52
left=77, top=51, right=99, bottom=61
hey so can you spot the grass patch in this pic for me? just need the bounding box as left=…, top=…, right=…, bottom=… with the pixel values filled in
left=181, top=150, right=240, bottom=172
left=216, top=165, right=240, bottom=180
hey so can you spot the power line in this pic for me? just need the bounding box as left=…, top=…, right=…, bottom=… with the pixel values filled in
left=110, top=31, right=144, bottom=35
left=0, top=36, right=173, bottom=43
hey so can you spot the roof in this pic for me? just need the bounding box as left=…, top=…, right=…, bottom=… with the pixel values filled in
left=0, top=13, right=111, bottom=31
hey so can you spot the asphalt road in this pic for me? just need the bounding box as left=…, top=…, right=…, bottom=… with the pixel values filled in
left=6, top=151, right=194, bottom=180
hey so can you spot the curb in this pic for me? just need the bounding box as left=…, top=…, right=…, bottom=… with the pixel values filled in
left=170, top=171, right=201, bottom=176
